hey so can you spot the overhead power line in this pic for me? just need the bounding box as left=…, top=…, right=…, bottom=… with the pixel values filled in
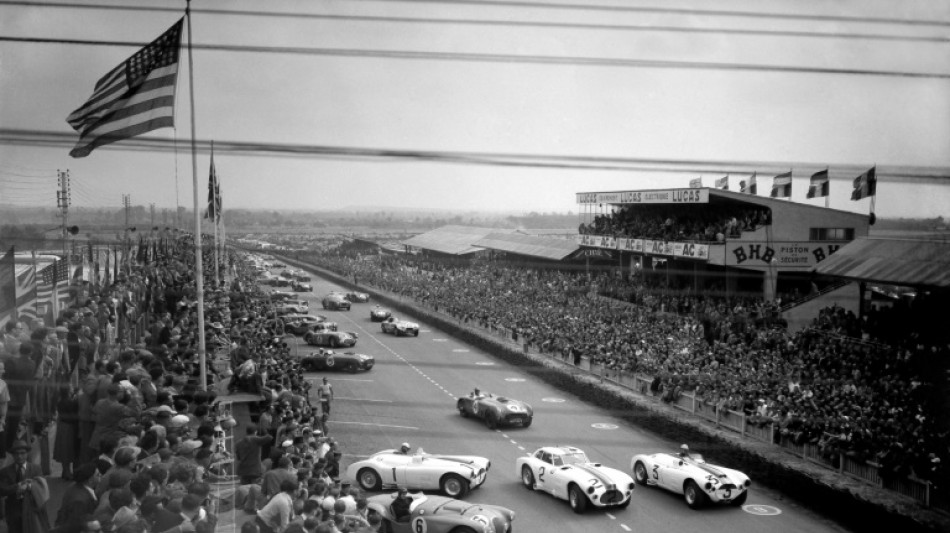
left=1, top=127, right=946, bottom=184
left=6, top=0, right=949, bottom=28
left=2, top=35, right=947, bottom=79
left=0, top=1, right=944, bottom=43
left=357, top=0, right=950, bottom=28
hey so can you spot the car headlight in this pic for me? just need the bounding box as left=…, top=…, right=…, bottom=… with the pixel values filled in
left=508, top=405, right=525, bottom=412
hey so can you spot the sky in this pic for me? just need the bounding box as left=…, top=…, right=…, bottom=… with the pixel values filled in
left=1, top=0, right=949, bottom=218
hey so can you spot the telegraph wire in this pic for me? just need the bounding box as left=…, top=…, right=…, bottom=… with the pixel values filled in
left=0, top=1, right=945, bottom=43
left=2, top=36, right=948, bottom=79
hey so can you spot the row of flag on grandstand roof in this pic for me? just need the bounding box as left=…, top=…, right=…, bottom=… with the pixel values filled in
left=690, top=167, right=877, bottom=201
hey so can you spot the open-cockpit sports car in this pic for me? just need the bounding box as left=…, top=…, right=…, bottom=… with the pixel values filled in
left=322, top=292, right=351, bottom=311
left=345, top=290, right=370, bottom=303
left=457, top=390, right=532, bottom=429
left=631, top=445, right=751, bottom=509
left=370, top=306, right=392, bottom=322
left=283, top=314, right=335, bottom=336
left=304, top=328, right=357, bottom=348
left=381, top=316, right=420, bottom=337
left=300, top=349, right=374, bottom=373
left=366, top=492, right=514, bottom=533
left=347, top=448, right=491, bottom=499
left=516, top=445, right=634, bottom=514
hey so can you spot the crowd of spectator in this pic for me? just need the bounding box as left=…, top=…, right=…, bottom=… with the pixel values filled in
left=307, top=251, right=948, bottom=490
left=0, top=237, right=380, bottom=533
left=579, top=205, right=771, bottom=242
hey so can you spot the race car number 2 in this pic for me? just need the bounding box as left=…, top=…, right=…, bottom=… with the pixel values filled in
left=411, top=517, right=427, bottom=533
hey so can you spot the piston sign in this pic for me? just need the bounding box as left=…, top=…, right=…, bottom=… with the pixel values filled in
left=728, top=242, right=841, bottom=267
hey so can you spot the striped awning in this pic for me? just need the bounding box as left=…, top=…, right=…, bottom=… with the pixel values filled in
left=813, top=238, right=950, bottom=288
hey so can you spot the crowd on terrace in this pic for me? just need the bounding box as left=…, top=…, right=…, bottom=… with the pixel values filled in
left=309, top=252, right=948, bottom=490
left=0, top=238, right=379, bottom=533
left=578, top=205, right=772, bottom=242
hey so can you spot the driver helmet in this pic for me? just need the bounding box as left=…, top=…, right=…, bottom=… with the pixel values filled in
left=680, top=444, right=690, bottom=456
left=400, top=442, right=411, bottom=454
left=473, top=388, right=480, bottom=396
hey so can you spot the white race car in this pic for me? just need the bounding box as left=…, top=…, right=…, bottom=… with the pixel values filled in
left=631, top=446, right=751, bottom=509
left=346, top=448, right=491, bottom=499
left=381, top=316, right=420, bottom=337
left=516, top=446, right=634, bottom=514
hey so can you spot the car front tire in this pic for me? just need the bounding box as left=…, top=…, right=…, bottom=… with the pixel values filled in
left=357, top=468, right=381, bottom=491
left=440, top=474, right=469, bottom=499
left=484, top=412, right=498, bottom=430
left=684, top=480, right=707, bottom=509
left=731, top=490, right=748, bottom=506
left=568, top=484, right=588, bottom=514
left=633, top=461, right=648, bottom=485
left=521, top=465, right=535, bottom=490
left=457, top=400, right=468, bottom=418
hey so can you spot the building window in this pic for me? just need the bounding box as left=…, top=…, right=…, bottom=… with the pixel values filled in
left=810, top=228, right=855, bottom=241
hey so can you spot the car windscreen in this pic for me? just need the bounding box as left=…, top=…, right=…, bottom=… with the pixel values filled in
left=560, top=452, right=589, bottom=465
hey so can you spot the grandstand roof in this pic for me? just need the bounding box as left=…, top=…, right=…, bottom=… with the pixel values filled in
left=402, top=225, right=516, bottom=255
left=473, top=233, right=579, bottom=261
left=813, top=238, right=950, bottom=288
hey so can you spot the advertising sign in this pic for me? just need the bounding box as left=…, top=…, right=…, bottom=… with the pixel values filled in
left=577, top=189, right=709, bottom=205
left=726, top=241, right=842, bottom=268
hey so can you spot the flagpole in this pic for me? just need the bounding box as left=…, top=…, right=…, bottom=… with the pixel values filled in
left=211, top=141, right=220, bottom=289
left=186, top=0, right=208, bottom=392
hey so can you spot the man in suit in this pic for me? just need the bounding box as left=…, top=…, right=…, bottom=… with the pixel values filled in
left=55, top=462, right=99, bottom=533
left=0, top=440, right=45, bottom=533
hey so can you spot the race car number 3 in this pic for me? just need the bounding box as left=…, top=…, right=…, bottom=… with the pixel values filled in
left=411, top=517, right=427, bottom=533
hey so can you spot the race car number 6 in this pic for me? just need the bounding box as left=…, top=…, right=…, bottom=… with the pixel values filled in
left=412, top=517, right=427, bottom=533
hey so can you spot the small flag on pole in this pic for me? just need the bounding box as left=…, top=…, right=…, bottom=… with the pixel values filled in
left=851, top=166, right=877, bottom=200
left=689, top=177, right=703, bottom=188
left=715, top=176, right=729, bottom=190
left=770, top=171, right=792, bottom=198
left=739, top=173, right=757, bottom=194
left=206, top=146, right=221, bottom=222
left=806, top=169, right=830, bottom=199
left=66, top=18, right=184, bottom=158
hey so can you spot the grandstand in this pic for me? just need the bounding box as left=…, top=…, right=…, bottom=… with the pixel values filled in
left=575, top=187, right=869, bottom=303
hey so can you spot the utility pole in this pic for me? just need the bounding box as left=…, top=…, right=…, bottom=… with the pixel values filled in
left=162, top=208, right=168, bottom=226
left=123, top=194, right=131, bottom=265
left=56, top=169, right=70, bottom=257
left=150, top=203, right=156, bottom=229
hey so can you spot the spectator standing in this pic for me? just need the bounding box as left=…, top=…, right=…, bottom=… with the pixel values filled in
left=236, top=425, right=273, bottom=485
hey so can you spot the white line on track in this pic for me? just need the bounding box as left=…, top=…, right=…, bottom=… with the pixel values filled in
left=518, top=446, right=525, bottom=451
left=332, top=421, right=419, bottom=430
left=324, top=378, right=375, bottom=382
left=606, top=513, right=615, bottom=520
left=334, top=397, right=392, bottom=403
left=509, top=440, right=517, bottom=444
left=620, top=525, right=631, bottom=531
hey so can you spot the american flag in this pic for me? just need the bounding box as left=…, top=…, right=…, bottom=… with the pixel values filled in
left=67, top=18, right=183, bottom=158
left=39, top=260, right=69, bottom=285
left=37, top=260, right=70, bottom=319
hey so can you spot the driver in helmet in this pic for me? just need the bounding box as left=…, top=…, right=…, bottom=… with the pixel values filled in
left=471, top=387, right=484, bottom=399
left=397, top=442, right=411, bottom=455
left=678, top=444, right=690, bottom=459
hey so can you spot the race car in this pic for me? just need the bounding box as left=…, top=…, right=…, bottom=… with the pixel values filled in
left=631, top=445, right=751, bottom=509
left=347, top=448, right=491, bottom=499
left=366, top=492, right=514, bottom=533
left=457, top=391, right=533, bottom=429
left=381, top=316, right=419, bottom=337
left=269, top=291, right=295, bottom=301
left=294, top=273, right=312, bottom=282
left=370, top=306, right=392, bottom=322
left=345, top=290, right=370, bottom=303
left=283, top=314, right=335, bottom=336
left=291, top=281, right=312, bottom=292
left=322, top=292, right=351, bottom=311
left=304, top=328, right=358, bottom=348
left=517, top=445, right=635, bottom=514
left=300, top=350, right=374, bottom=373
left=275, top=300, right=309, bottom=315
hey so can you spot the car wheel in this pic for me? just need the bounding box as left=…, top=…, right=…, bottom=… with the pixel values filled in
left=440, top=474, right=469, bottom=499
left=331, top=337, right=340, bottom=348
left=522, top=417, right=532, bottom=428
left=413, top=330, right=419, bottom=337
left=684, top=480, right=707, bottom=509
left=448, top=528, right=476, bottom=533
left=731, top=490, right=748, bottom=506
left=568, top=484, right=588, bottom=514
left=457, top=400, right=468, bottom=418
left=357, top=468, right=381, bottom=491
left=521, top=465, right=535, bottom=490
left=633, top=461, right=648, bottom=485
left=484, top=412, right=497, bottom=430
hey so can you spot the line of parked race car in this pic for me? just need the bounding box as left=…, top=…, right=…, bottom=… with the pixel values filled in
left=255, top=262, right=751, bottom=533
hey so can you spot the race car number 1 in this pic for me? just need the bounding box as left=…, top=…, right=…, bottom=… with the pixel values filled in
left=411, top=517, right=427, bottom=533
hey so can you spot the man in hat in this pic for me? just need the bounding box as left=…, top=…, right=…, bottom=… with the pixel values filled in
left=0, top=440, right=45, bottom=533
